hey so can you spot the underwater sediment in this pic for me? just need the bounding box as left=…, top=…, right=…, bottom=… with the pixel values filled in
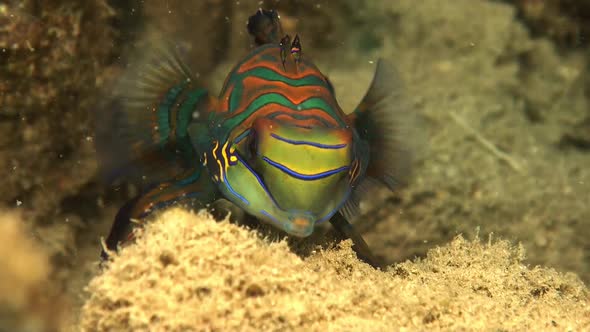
left=80, top=209, right=590, bottom=331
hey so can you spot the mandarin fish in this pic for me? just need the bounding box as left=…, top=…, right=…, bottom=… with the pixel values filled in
left=96, top=9, right=414, bottom=268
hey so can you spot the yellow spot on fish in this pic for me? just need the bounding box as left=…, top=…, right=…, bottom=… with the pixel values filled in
left=230, top=155, right=237, bottom=163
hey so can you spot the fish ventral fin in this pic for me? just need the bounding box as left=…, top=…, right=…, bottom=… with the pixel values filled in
left=340, top=59, right=415, bottom=221
left=96, top=33, right=210, bottom=187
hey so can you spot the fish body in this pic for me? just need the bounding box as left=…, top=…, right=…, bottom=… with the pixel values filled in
left=202, top=41, right=365, bottom=237
left=97, top=9, right=414, bottom=267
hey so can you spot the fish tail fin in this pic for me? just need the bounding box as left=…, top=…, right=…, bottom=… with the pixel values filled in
left=247, top=8, right=285, bottom=46
left=95, top=33, right=211, bottom=186
left=341, top=59, right=421, bottom=220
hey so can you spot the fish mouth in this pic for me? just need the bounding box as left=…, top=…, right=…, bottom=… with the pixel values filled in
left=260, top=211, right=315, bottom=237
left=284, top=217, right=314, bottom=237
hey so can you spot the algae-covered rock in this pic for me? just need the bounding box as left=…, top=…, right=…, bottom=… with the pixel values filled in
left=0, top=1, right=115, bottom=221
left=80, top=208, right=590, bottom=331
left=513, top=0, right=590, bottom=47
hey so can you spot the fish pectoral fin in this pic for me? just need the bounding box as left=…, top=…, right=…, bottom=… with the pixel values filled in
left=96, top=30, right=211, bottom=186
left=348, top=58, right=416, bottom=191
left=342, top=59, right=421, bottom=220
left=339, top=177, right=380, bottom=222
left=329, top=212, right=383, bottom=269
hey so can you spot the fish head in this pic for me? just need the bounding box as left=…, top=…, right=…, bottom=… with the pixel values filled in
left=212, top=117, right=361, bottom=237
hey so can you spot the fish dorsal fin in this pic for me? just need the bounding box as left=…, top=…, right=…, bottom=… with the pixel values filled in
left=247, top=9, right=284, bottom=46
left=341, top=59, right=418, bottom=220
left=96, top=31, right=210, bottom=187
left=246, top=9, right=303, bottom=74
